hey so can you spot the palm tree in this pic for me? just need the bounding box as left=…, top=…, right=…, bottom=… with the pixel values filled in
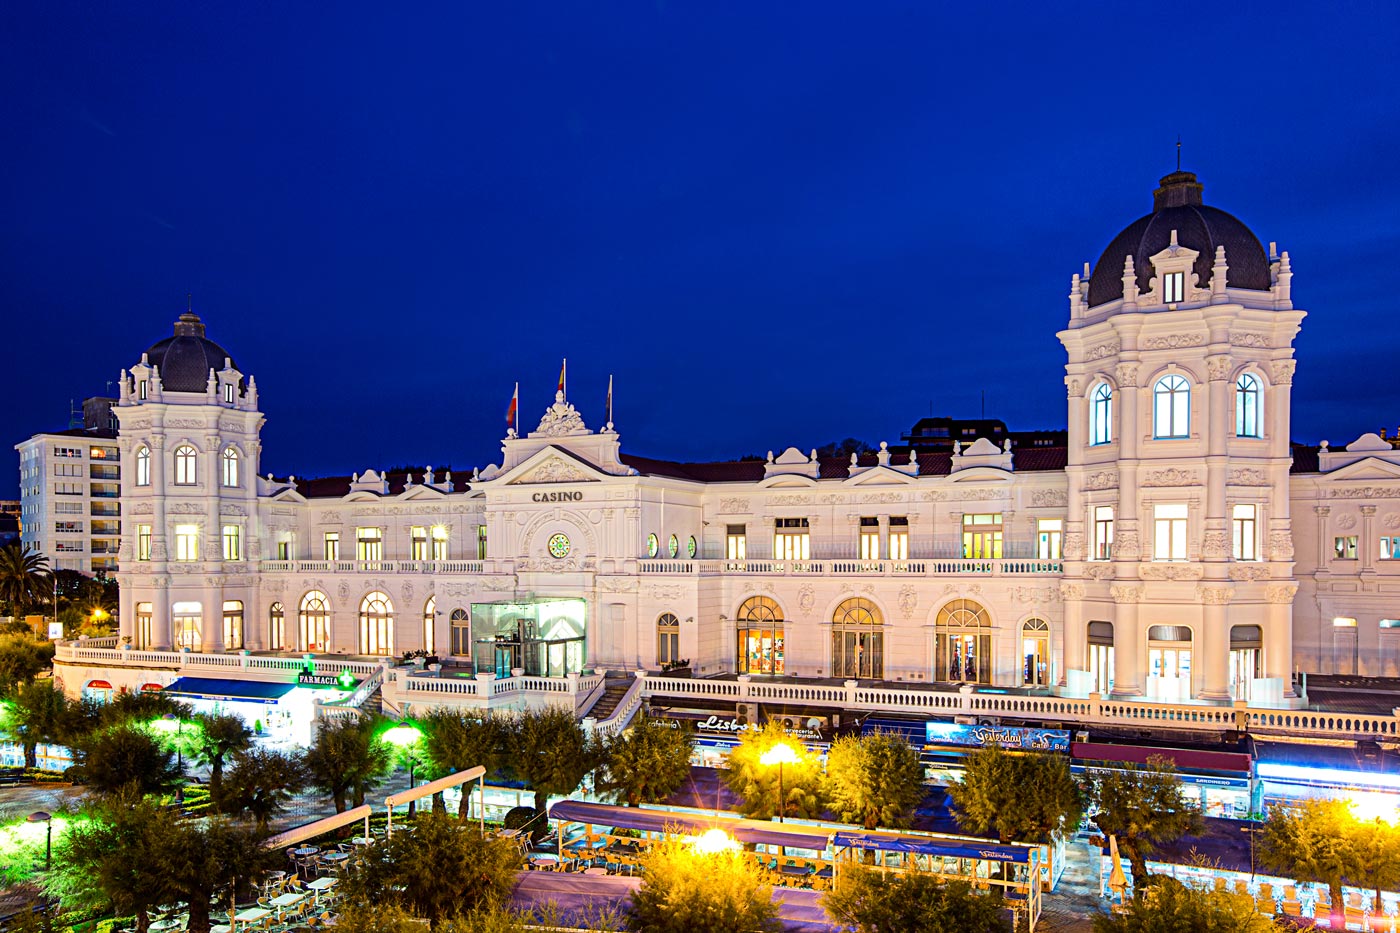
left=216, top=747, right=308, bottom=830
left=420, top=708, right=507, bottom=817
left=0, top=544, right=50, bottom=618
left=304, top=715, right=393, bottom=812
left=0, top=679, right=74, bottom=768
left=191, top=712, right=253, bottom=795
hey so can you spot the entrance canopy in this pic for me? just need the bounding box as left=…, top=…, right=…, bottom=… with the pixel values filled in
left=162, top=677, right=296, bottom=705
left=832, top=830, right=1036, bottom=864
left=548, top=800, right=834, bottom=851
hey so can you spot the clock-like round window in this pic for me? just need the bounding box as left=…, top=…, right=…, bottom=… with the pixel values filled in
left=687, top=535, right=697, bottom=558
left=668, top=534, right=680, bottom=558
left=547, top=533, right=571, bottom=559
left=646, top=533, right=659, bottom=558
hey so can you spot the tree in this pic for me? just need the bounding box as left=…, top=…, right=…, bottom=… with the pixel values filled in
left=98, top=690, right=191, bottom=729
left=0, top=634, right=56, bottom=692
left=824, top=729, right=926, bottom=830
left=157, top=817, right=280, bottom=933
left=503, top=707, right=602, bottom=813
left=1091, top=877, right=1288, bottom=932
left=217, top=748, right=307, bottom=830
left=720, top=720, right=823, bottom=821
left=1088, top=756, right=1203, bottom=894
left=0, top=680, right=77, bottom=768
left=191, top=712, right=253, bottom=795
left=1350, top=816, right=1400, bottom=911
left=949, top=744, right=1085, bottom=844
left=1258, top=798, right=1358, bottom=930
left=74, top=722, right=184, bottom=797
left=598, top=715, right=694, bottom=807
left=304, top=714, right=393, bottom=812
left=824, top=867, right=1010, bottom=933
left=626, top=836, right=782, bottom=933
left=340, top=811, right=523, bottom=930
left=420, top=708, right=508, bottom=817
left=0, top=544, right=50, bottom=618
left=815, top=438, right=875, bottom=459
left=45, top=792, right=177, bottom=933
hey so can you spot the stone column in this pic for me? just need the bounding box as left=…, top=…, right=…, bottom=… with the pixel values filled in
left=153, top=578, right=172, bottom=649
left=1198, top=585, right=1233, bottom=700
left=1059, top=583, right=1085, bottom=685
left=1111, top=585, right=1142, bottom=697
left=1266, top=584, right=1297, bottom=692
left=204, top=579, right=224, bottom=652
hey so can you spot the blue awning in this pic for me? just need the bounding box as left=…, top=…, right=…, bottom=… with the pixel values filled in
left=162, top=677, right=296, bottom=705
left=832, top=831, right=1034, bottom=864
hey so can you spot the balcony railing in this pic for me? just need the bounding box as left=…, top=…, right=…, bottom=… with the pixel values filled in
left=638, top=559, right=1062, bottom=576
left=259, top=560, right=485, bottom=574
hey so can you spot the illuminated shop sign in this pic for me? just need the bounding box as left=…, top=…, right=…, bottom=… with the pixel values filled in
left=297, top=669, right=358, bottom=690
left=925, top=721, right=1070, bottom=753
left=656, top=714, right=825, bottom=741
left=530, top=490, right=584, bottom=502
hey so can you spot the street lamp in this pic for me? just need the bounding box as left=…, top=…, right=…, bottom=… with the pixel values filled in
left=1241, top=822, right=1264, bottom=881
left=27, top=811, right=51, bottom=872
left=759, top=742, right=800, bottom=823
left=154, top=713, right=185, bottom=770
left=688, top=828, right=740, bottom=856
left=383, top=720, right=423, bottom=817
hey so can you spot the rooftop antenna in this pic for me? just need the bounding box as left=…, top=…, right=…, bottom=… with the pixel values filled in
left=1176, top=135, right=1182, bottom=171
left=67, top=398, right=82, bottom=429
left=187, top=292, right=193, bottom=313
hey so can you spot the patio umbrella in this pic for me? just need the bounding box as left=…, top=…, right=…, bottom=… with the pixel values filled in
left=1108, top=834, right=1127, bottom=903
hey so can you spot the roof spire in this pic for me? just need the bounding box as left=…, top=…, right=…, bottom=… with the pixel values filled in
left=1176, top=134, right=1181, bottom=172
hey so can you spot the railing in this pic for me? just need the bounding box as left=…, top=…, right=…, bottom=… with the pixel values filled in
left=592, top=677, right=645, bottom=739
left=636, top=559, right=1062, bottom=577
left=258, top=559, right=486, bottom=575
left=54, top=643, right=384, bottom=677
left=639, top=677, right=1400, bottom=740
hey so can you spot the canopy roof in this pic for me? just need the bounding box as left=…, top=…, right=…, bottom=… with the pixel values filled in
left=547, top=800, right=834, bottom=851
left=162, top=677, right=296, bottom=704
left=831, top=831, right=1036, bottom=864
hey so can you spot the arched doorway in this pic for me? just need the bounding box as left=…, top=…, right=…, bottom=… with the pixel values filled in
left=736, top=596, right=784, bottom=675
left=1147, top=624, right=1193, bottom=701
left=935, top=599, right=991, bottom=684
left=832, top=597, right=883, bottom=679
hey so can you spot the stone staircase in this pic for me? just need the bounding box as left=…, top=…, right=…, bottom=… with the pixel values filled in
left=582, top=672, right=634, bottom=721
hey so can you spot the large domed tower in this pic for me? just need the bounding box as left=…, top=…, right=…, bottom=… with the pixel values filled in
left=1057, top=172, right=1304, bottom=703
left=113, top=310, right=264, bottom=651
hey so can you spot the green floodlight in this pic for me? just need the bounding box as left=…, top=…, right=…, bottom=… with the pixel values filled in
left=382, top=720, right=422, bottom=748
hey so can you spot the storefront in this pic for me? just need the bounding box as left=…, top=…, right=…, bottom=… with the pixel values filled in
left=646, top=701, right=835, bottom=768
left=470, top=598, right=587, bottom=677
left=1072, top=742, right=1257, bottom=819
left=1256, top=742, right=1400, bottom=822
left=161, top=675, right=352, bottom=747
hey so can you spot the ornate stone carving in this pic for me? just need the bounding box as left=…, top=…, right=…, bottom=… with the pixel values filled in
left=132, top=502, right=153, bottom=514
left=1085, top=343, right=1120, bottom=361
left=480, top=577, right=515, bottom=592
left=1059, top=582, right=1085, bottom=600
left=954, top=488, right=1010, bottom=501
left=1062, top=532, right=1086, bottom=561
left=337, top=582, right=350, bottom=600
left=166, top=418, right=206, bottom=428
left=942, top=583, right=982, bottom=596
left=1143, top=333, right=1205, bottom=350
left=1141, top=468, right=1199, bottom=487
left=1065, top=378, right=1081, bottom=399
left=1335, top=513, right=1357, bottom=530
left=1270, top=360, right=1296, bottom=385
left=770, top=495, right=813, bottom=505
left=401, top=581, right=415, bottom=601
left=1384, top=513, right=1400, bottom=530
left=1268, top=532, right=1294, bottom=561
left=221, top=504, right=248, bottom=516
left=1139, top=564, right=1203, bottom=581
left=264, top=579, right=285, bottom=595
left=859, top=492, right=905, bottom=504
left=1197, top=585, right=1234, bottom=605
left=1031, top=489, right=1067, bottom=508
left=1228, top=468, right=1269, bottom=486
left=719, top=497, right=750, bottom=513
left=1084, top=471, right=1118, bottom=490
left=597, top=577, right=637, bottom=593
left=1229, top=564, right=1271, bottom=581
left=1201, top=531, right=1231, bottom=559
left=1266, top=583, right=1298, bottom=604
left=897, top=585, right=917, bottom=618
left=919, top=491, right=947, bottom=502
left=1327, top=487, right=1400, bottom=499
left=1206, top=356, right=1233, bottom=382
left=533, top=392, right=589, bottom=437
left=1360, top=505, right=1378, bottom=517
left=649, top=585, right=682, bottom=601
left=1114, top=363, right=1138, bottom=387
left=1113, top=530, right=1141, bottom=560
left=818, top=494, right=848, bottom=504
left=1230, top=333, right=1270, bottom=348
left=1010, top=585, right=1060, bottom=604
left=517, top=457, right=590, bottom=484
left=169, top=502, right=205, bottom=514
left=1110, top=584, right=1142, bottom=604
left=1085, top=564, right=1114, bottom=581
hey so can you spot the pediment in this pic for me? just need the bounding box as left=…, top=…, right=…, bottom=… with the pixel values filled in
left=1324, top=458, right=1400, bottom=482
left=397, top=484, right=448, bottom=501
left=844, top=467, right=917, bottom=487
left=342, top=490, right=385, bottom=502
left=950, top=467, right=1013, bottom=483
left=504, top=448, right=606, bottom=485
left=759, top=475, right=818, bottom=489
left=268, top=487, right=306, bottom=504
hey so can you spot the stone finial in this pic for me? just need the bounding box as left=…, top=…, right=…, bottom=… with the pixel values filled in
left=1211, top=244, right=1229, bottom=301
left=850, top=451, right=858, bottom=466
left=1069, top=272, right=1084, bottom=318
left=1269, top=241, right=1278, bottom=261
left=119, top=369, right=130, bottom=402
left=352, top=472, right=359, bottom=482
left=954, top=440, right=962, bottom=455
left=424, top=466, right=435, bottom=486
left=766, top=451, right=774, bottom=463
left=206, top=368, right=218, bottom=395
left=1319, top=440, right=1329, bottom=452
left=1004, top=438, right=1012, bottom=452
left=877, top=441, right=891, bottom=467
left=1276, top=250, right=1293, bottom=306
left=810, top=449, right=817, bottom=463
left=404, top=473, right=413, bottom=488
left=472, top=467, right=480, bottom=482
left=909, top=448, right=917, bottom=465
left=1083, top=261, right=1091, bottom=279
left=1121, top=255, right=1139, bottom=308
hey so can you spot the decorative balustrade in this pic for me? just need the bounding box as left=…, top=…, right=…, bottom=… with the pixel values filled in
left=54, top=643, right=384, bottom=677
left=258, top=559, right=486, bottom=575
left=256, top=557, right=1057, bottom=577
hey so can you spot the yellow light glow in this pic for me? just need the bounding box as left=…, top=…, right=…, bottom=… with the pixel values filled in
left=1347, top=792, right=1399, bottom=825
left=760, top=743, right=800, bottom=767
left=688, top=828, right=740, bottom=855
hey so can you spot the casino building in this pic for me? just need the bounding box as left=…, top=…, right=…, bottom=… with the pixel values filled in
left=49, top=170, right=1400, bottom=746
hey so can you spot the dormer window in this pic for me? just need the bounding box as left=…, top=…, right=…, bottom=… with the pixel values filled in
left=223, top=382, right=235, bottom=404
left=138, top=379, right=148, bottom=400
left=1163, top=271, right=1185, bottom=303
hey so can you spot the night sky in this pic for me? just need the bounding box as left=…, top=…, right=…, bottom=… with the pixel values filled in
left=5, top=2, right=1399, bottom=498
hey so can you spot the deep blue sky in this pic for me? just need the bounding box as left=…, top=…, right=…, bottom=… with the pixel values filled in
left=5, top=2, right=1399, bottom=497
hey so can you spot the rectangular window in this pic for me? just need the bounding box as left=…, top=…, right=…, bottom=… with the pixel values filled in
left=859, top=517, right=880, bottom=561
left=431, top=526, right=449, bottom=561
left=1163, top=270, right=1185, bottom=303
left=726, top=524, right=746, bottom=561
left=276, top=540, right=290, bottom=560
left=55, top=521, right=83, bottom=534
left=357, top=527, right=383, bottom=562
left=53, top=446, right=81, bottom=458
left=1334, top=536, right=1358, bottom=560
left=175, top=523, right=200, bottom=562
left=773, top=518, right=810, bottom=561
left=410, top=526, right=429, bottom=561
left=1037, top=519, right=1063, bottom=560
left=138, top=379, right=148, bottom=400
left=889, top=516, right=909, bottom=561
left=1381, top=537, right=1400, bottom=560
left=137, top=524, right=152, bottom=561
left=324, top=531, right=340, bottom=562
left=1094, top=506, right=1114, bottom=560
left=222, top=524, right=241, bottom=561
left=1232, top=504, right=1257, bottom=560
left=477, top=525, right=488, bottom=560
left=962, top=513, right=1003, bottom=559
left=223, top=382, right=235, bottom=403
left=1154, top=503, right=1189, bottom=561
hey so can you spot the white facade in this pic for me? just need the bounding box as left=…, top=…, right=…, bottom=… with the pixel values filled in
left=16, top=430, right=122, bottom=574
left=49, top=171, right=1400, bottom=718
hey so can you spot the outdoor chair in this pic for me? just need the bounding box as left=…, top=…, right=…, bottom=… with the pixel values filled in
left=1281, top=886, right=1303, bottom=918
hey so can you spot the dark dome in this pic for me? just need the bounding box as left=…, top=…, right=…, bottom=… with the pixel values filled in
left=1086, top=172, right=1271, bottom=308
left=143, top=312, right=239, bottom=393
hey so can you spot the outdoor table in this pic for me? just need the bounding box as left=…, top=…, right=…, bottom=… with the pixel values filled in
left=528, top=853, right=560, bottom=870
left=292, top=847, right=319, bottom=857
left=321, top=852, right=349, bottom=865
left=350, top=836, right=373, bottom=846
left=269, top=892, right=309, bottom=910
left=814, top=867, right=834, bottom=879
left=307, top=878, right=338, bottom=892
left=780, top=864, right=813, bottom=876
left=234, top=907, right=270, bottom=928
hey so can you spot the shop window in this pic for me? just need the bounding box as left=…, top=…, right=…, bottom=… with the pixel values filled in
left=300, top=590, right=332, bottom=652
left=1147, top=624, right=1193, bottom=701
left=1236, top=373, right=1262, bottom=438
left=450, top=609, right=471, bottom=657
left=423, top=597, right=436, bottom=654
left=1153, top=374, right=1190, bottom=439
left=1022, top=618, right=1049, bottom=686
left=269, top=602, right=285, bottom=650
left=1233, top=505, right=1258, bottom=560
left=736, top=595, right=783, bottom=675
left=726, top=525, right=747, bottom=561
left=962, top=514, right=1003, bottom=559
left=1088, top=621, right=1115, bottom=695
left=174, top=445, right=198, bottom=485
left=1091, top=383, right=1113, bottom=445
left=223, top=600, right=244, bottom=649
left=657, top=613, right=680, bottom=666
left=359, top=591, right=394, bottom=656
left=135, top=446, right=151, bottom=486
left=774, top=518, right=810, bottom=561
left=935, top=599, right=990, bottom=684
left=1037, top=519, right=1062, bottom=560
left=832, top=597, right=883, bottom=679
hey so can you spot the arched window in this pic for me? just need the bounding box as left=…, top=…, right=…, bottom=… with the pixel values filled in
left=269, top=601, right=285, bottom=650
left=173, top=444, right=198, bottom=485
left=1091, top=383, right=1113, bottom=445
left=299, top=590, right=331, bottom=652
left=736, top=595, right=784, bottom=675
left=832, top=597, right=883, bottom=679
left=135, top=446, right=151, bottom=486
left=1235, top=373, right=1262, bottom=438
left=1147, top=624, right=1193, bottom=701
left=1153, top=374, right=1190, bottom=439
left=646, top=533, right=659, bottom=558
left=935, top=599, right=990, bottom=684
left=359, top=591, right=394, bottom=656
left=1022, top=618, right=1049, bottom=687
left=450, top=608, right=471, bottom=657
left=423, top=596, right=436, bottom=655
left=657, top=613, right=680, bottom=666
left=221, top=447, right=240, bottom=487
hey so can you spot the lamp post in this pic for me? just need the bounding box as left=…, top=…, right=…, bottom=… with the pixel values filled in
left=759, top=743, right=800, bottom=823
left=160, top=713, right=184, bottom=769
left=1241, top=822, right=1263, bottom=881
left=27, top=811, right=52, bottom=872
left=383, top=720, right=424, bottom=817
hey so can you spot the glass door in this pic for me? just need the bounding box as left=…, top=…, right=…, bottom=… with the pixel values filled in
left=1089, top=643, right=1114, bottom=695
left=1149, top=646, right=1192, bottom=701
left=1229, top=648, right=1259, bottom=701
